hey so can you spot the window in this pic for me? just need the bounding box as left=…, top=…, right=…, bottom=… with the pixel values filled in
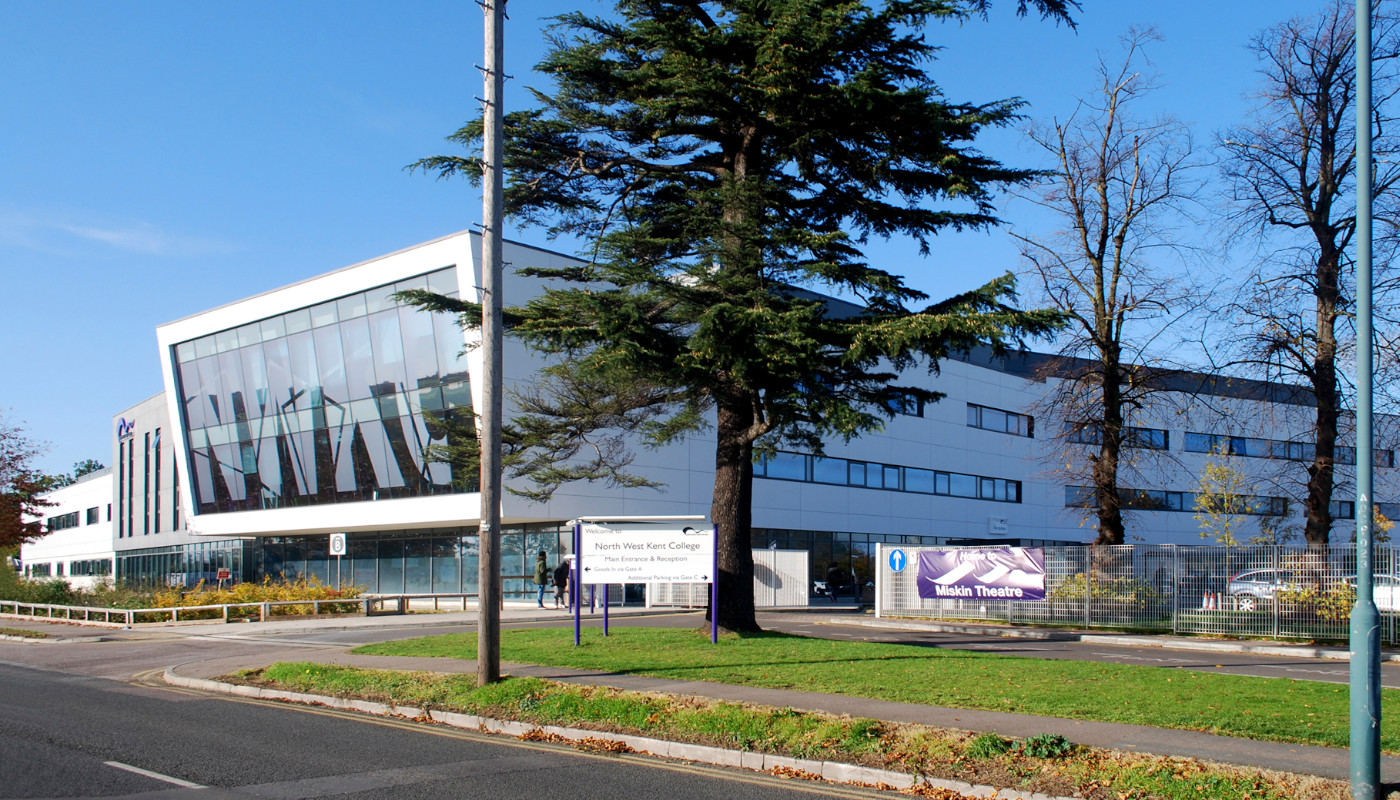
left=69, top=559, right=111, bottom=577
left=1066, top=485, right=1285, bottom=516
left=144, top=431, right=151, bottom=535
left=154, top=428, right=162, bottom=533
left=172, top=267, right=470, bottom=516
left=967, top=403, right=1033, bottom=437
left=756, top=450, right=1020, bottom=503
left=173, top=460, right=180, bottom=530
left=886, top=393, right=924, bottom=417
left=46, top=512, right=80, bottom=531
left=1186, top=430, right=1393, bottom=467
left=1125, top=428, right=1169, bottom=450
left=117, top=440, right=126, bottom=538
left=1066, top=423, right=1167, bottom=449
left=85, top=507, right=98, bottom=525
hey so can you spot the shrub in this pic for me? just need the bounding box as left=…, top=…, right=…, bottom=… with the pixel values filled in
left=1016, top=733, right=1074, bottom=759
left=1276, top=582, right=1354, bottom=622
left=965, top=732, right=1011, bottom=759
left=1048, top=572, right=1161, bottom=609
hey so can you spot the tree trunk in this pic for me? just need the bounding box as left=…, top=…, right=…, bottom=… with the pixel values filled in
left=710, top=396, right=760, bottom=633
left=1304, top=249, right=1341, bottom=549
left=1094, top=358, right=1126, bottom=545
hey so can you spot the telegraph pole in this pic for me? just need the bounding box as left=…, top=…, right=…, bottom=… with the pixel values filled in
left=477, top=0, right=505, bottom=687
left=1351, top=1, right=1380, bottom=796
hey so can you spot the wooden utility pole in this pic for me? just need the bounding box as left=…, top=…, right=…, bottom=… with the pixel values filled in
left=477, top=0, right=505, bottom=687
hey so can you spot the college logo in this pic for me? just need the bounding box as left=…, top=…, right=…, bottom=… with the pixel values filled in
left=117, top=418, right=136, bottom=439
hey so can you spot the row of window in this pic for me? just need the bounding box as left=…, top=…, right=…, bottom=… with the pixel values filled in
left=45, top=512, right=79, bottom=532
left=1332, top=501, right=1400, bottom=520
left=1064, top=485, right=1289, bottom=516
left=757, top=450, right=1022, bottom=503
left=118, top=426, right=180, bottom=538
left=968, top=403, right=1033, bottom=437
left=1183, top=432, right=1396, bottom=468
left=1064, top=423, right=1170, bottom=450
left=69, top=559, right=112, bottom=577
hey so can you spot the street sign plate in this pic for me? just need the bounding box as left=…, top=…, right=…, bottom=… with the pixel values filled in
left=889, top=548, right=907, bottom=573
left=578, top=522, right=714, bottom=584
left=329, top=533, right=347, bottom=556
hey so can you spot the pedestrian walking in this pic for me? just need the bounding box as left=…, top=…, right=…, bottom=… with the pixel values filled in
left=826, top=561, right=844, bottom=603
left=553, top=559, right=571, bottom=609
left=533, top=551, right=549, bottom=608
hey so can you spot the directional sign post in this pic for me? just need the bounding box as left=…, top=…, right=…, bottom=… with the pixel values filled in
left=570, top=516, right=711, bottom=646
left=329, top=533, right=347, bottom=590
left=888, top=548, right=907, bottom=573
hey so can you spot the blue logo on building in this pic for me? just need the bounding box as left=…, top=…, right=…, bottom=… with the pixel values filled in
left=117, top=418, right=135, bottom=439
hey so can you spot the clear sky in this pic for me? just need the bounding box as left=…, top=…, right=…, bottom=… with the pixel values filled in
left=0, top=0, right=1331, bottom=476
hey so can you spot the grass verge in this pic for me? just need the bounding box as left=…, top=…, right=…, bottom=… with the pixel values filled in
left=0, top=626, right=49, bottom=638
left=351, top=626, right=1396, bottom=752
left=237, top=661, right=1350, bottom=800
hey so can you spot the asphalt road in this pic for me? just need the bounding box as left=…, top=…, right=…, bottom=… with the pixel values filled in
left=4, top=608, right=1400, bottom=796
left=0, top=659, right=889, bottom=799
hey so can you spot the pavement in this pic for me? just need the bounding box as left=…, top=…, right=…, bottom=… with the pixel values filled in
left=7, top=604, right=1399, bottom=784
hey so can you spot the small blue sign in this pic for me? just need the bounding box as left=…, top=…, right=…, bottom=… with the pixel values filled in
left=888, top=548, right=907, bottom=573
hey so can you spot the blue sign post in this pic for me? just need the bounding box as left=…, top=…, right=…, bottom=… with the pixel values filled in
left=888, top=548, right=907, bottom=573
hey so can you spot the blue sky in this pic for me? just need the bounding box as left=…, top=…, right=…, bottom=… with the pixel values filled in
left=1, top=1, right=1329, bottom=476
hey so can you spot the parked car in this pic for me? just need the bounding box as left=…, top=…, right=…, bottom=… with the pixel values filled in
left=1342, top=574, right=1400, bottom=612
left=1226, top=569, right=1298, bottom=611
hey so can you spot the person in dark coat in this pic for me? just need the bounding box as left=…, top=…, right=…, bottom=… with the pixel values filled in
left=826, top=561, right=844, bottom=602
left=553, top=560, right=571, bottom=609
left=533, top=551, right=549, bottom=608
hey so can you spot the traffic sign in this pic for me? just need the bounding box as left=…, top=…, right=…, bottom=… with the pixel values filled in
left=329, top=533, right=347, bottom=556
left=888, top=548, right=907, bottom=573
left=578, top=522, right=714, bottom=584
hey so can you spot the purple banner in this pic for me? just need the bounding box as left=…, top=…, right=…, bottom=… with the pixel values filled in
left=916, top=547, right=1046, bottom=602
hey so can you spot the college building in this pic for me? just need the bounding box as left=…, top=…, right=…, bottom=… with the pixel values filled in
left=21, top=230, right=1399, bottom=600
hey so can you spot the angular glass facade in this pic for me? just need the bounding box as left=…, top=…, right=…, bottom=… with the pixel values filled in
left=172, top=268, right=474, bottom=515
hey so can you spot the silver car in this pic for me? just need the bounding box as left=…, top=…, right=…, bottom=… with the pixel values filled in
left=1226, top=569, right=1297, bottom=611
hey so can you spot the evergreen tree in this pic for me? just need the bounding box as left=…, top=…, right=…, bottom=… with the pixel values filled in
left=409, top=0, right=1072, bottom=632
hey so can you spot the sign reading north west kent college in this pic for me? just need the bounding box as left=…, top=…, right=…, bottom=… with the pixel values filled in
left=916, top=547, right=1047, bottom=602
left=578, top=523, right=714, bottom=585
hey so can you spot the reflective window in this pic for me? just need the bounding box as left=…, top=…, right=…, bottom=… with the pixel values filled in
left=173, top=268, right=473, bottom=515
left=968, top=403, right=1033, bottom=437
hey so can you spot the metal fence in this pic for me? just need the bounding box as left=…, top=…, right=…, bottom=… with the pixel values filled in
left=649, top=549, right=812, bottom=609
left=875, top=543, right=1400, bottom=644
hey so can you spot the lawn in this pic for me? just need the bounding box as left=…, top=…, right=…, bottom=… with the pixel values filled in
left=352, top=626, right=1395, bottom=752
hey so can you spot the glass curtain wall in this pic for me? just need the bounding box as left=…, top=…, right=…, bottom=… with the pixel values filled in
left=172, top=268, right=474, bottom=515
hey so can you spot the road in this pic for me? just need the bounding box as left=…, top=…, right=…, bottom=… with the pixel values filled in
left=2, top=607, right=1397, bottom=798
left=0, top=658, right=886, bottom=799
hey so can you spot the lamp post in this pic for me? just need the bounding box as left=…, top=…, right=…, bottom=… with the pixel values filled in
left=1350, top=1, right=1380, bottom=797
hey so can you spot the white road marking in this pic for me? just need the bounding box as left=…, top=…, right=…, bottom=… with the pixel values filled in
left=104, top=761, right=205, bottom=789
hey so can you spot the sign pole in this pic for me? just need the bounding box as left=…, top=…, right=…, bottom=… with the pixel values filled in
left=711, top=526, right=718, bottom=644
left=573, top=523, right=581, bottom=647
left=603, top=584, right=609, bottom=636
left=1352, top=1, right=1381, bottom=796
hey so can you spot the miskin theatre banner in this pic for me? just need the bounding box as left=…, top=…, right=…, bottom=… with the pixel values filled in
left=916, top=547, right=1047, bottom=601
